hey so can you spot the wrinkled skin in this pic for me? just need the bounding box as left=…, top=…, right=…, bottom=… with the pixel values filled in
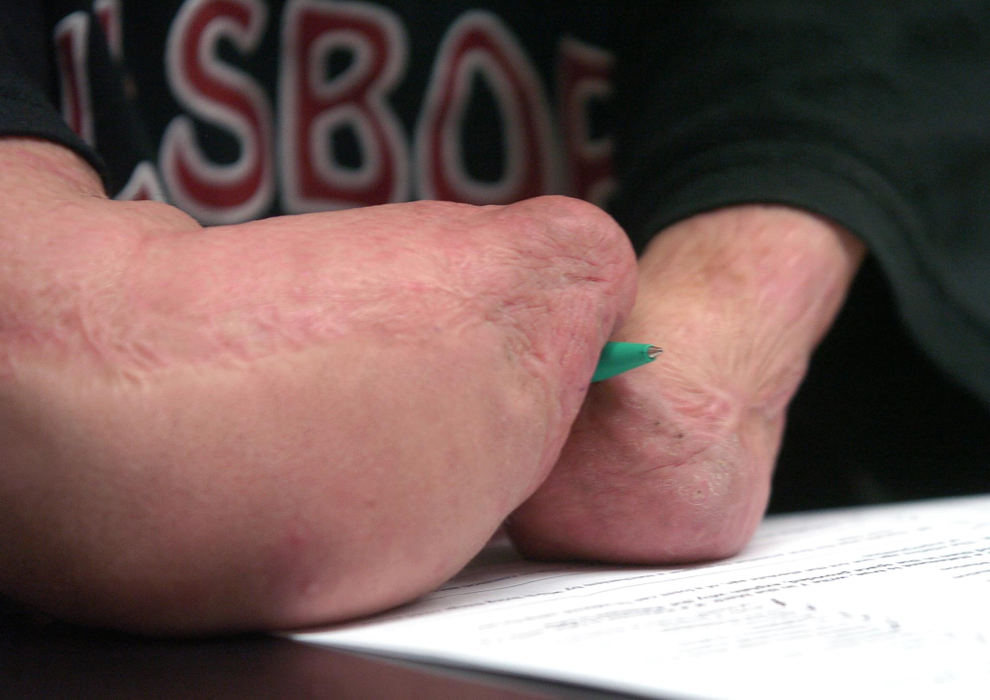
left=510, top=206, right=864, bottom=562
left=0, top=138, right=864, bottom=635
left=0, top=138, right=635, bottom=633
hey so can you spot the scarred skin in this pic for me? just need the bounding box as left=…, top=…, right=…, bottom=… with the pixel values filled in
left=0, top=138, right=635, bottom=634
left=509, top=206, right=865, bottom=562
left=0, top=137, right=864, bottom=634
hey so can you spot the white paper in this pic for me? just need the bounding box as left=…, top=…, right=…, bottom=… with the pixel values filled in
left=291, top=494, right=990, bottom=699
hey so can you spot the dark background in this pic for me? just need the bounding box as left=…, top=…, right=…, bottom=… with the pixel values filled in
left=771, top=254, right=990, bottom=513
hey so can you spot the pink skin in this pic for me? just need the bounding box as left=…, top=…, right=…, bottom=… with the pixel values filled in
left=0, top=137, right=864, bottom=635
left=0, top=138, right=635, bottom=634
left=509, top=205, right=865, bottom=563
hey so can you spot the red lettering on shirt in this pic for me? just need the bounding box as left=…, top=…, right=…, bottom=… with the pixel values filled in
left=94, top=0, right=123, bottom=60
left=51, top=3, right=617, bottom=220
left=279, top=0, right=409, bottom=211
left=160, top=0, right=275, bottom=223
left=557, top=37, right=615, bottom=207
left=54, top=12, right=95, bottom=145
left=415, top=11, right=559, bottom=204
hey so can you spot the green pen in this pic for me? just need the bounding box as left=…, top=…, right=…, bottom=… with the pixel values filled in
left=592, top=342, right=663, bottom=382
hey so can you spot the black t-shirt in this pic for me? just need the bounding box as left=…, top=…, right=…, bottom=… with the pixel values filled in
left=1, top=0, right=988, bottom=507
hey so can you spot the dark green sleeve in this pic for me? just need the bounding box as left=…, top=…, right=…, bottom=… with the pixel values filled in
left=0, top=1, right=104, bottom=177
left=611, top=1, right=990, bottom=406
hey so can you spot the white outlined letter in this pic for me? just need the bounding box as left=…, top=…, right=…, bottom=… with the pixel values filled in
left=160, top=0, right=274, bottom=223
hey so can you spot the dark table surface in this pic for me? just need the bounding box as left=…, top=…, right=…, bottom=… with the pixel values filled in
left=1, top=612, right=629, bottom=699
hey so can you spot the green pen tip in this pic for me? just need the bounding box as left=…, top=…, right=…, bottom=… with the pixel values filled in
left=591, top=342, right=662, bottom=382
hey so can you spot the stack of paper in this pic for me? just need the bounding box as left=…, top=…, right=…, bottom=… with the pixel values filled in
left=292, top=495, right=990, bottom=698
